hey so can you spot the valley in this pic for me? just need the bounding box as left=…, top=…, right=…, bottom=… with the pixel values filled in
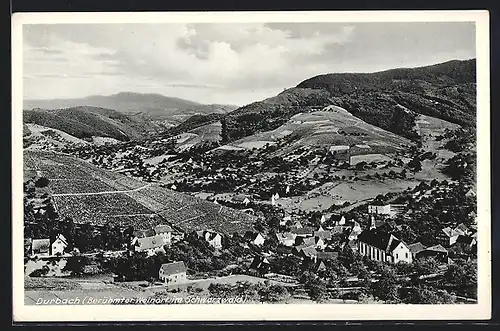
left=22, top=59, right=478, bottom=305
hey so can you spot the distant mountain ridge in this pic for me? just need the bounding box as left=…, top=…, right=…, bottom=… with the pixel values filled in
left=24, top=92, right=238, bottom=121
left=222, top=59, right=476, bottom=143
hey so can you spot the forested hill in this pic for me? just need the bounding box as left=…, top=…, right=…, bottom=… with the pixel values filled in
left=297, top=59, right=476, bottom=128
left=222, top=59, right=476, bottom=143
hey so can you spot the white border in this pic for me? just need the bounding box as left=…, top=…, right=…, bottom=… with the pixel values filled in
left=12, top=10, right=491, bottom=322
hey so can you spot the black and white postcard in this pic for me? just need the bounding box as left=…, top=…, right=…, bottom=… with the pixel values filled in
left=12, top=10, right=491, bottom=322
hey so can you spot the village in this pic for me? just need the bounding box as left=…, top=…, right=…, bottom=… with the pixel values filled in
left=22, top=113, right=479, bottom=304
left=24, top=169, right=478, bottom=304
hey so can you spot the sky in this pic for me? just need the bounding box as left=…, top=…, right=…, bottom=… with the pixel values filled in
left=23, top=22, right=476, bottom=106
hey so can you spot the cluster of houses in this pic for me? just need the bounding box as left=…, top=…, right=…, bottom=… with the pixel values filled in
left=246, top=206, right=477, bottom=279
left=367, top=203, right=406, bottom=217
left=129, top=224, right=176, bottom=256
left=25, top=234, right=69, bottom=258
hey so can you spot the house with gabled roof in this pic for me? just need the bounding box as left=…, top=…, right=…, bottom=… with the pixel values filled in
left=136, top=234, right=166, bottom=256
left=455, top=223, right=471, bottom=236
left=232, top=195, right=251, bottom=206
left=408, top=242, right=426, bottom=259
left=314, top=230, right=332, bottom=241
left=154, top=224, right=173, bottom=246
left=195, top=230, right=223, bottom=249
left=294, top=246, right=319, bottom=262
left=295, top=236, right=326, bottom=250
left=275, top=232, right=296, bottom=247
left=416, top=244, right=448, bottom=263
left=244, top=231, right=265, bottom=246
left=291, top=227, right=314, bottom=237
left=312, top=260, right=327, bottom=273
left=51, top=234, right=68, bottom=256
left=249, top=255, right=271, bottom=274
left=437, top=226, right=463, bottom=247
left=357, top=228, right=412, bottom=264
left=455, top=235, right=476, bottom=248
left=159, top=261, right=187, bottom=285
left=330, top=214, right=346, bottom=226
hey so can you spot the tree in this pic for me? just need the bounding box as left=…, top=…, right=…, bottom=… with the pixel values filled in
left=400, top=285, right=455, bottom=304
left=63, top=254, right=90, bottom=276
left=412, top=257, right=439, bottom=279
left=35, top=177, right=50, bottom=188
left=305, top=277, right=328, bottom=302
left=444, top=259, right=477, bottom=288
left=370, top=264, right=399, bottom=303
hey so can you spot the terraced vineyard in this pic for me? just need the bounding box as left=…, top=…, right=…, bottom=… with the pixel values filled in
left=53, top=193, right=153, bottom=224
left=24, top=150, right=257, bottom=234
left=128, top=185, right=256, bottom=234
left=48, top=179, right=114, bottom=194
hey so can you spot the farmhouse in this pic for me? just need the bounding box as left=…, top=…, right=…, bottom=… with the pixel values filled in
left=357, top=229, right=412, bottom=264
left=367, top=204, right=392, bottom=215
left=314, top=230, right=332, bottom=241
left=292, top=246, right=318, bottom=262
left=51, top=234, right=68, bottom=256
left=31, top=238, right=50, bottom=257
left=275, top=232, right=296, bottom=246
left=249, top=256, right=271, bottom=274
left=408, top=242, right=427, bottom=259
left=416, top=244, right=449, bottom=263
left=159, top=261, right=187, bottom=285
left=154, top=224, right=173, bottom=246
left=295, top=236, right=326, bottom=250
left=437, top=227, right=463, bottom=247
left=329, top=145, right=350, bottom=162
left=196, top=230, right=223, bottom=249
left=135, top=235, right=167, bottom=256
left=232, top=195, right=251, bottom=206
left=244, top=231, right=266, bottom=246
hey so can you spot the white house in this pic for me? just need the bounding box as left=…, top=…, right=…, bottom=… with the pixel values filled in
left=357, top=229, right=412, bottom=264
left=368, top=204, right=392, bottom=215
left=437, top=227, right=463, bottom=247
left=159, top=261, right=187, bottom=285
left=154, top=224, right=173, bottom=246
left=51, top=234, right=68, bottom=256
left=232, top=195, right=251, bottom=206
left=135, top=234, right=167, bottom=256
left=196, top=230, right=223, bottom=249
left=276, top=232, right=296, bottom=246
left=245, top=232, right=266, bottom=246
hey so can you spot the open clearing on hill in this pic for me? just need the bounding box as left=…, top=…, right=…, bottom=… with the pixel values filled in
left=276, top=178, right=420, bottom=213
left=218, top=105, right=413, bottom=156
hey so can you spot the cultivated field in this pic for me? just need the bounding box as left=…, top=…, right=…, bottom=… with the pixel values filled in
left=25, top=151, right=256, bottom=234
